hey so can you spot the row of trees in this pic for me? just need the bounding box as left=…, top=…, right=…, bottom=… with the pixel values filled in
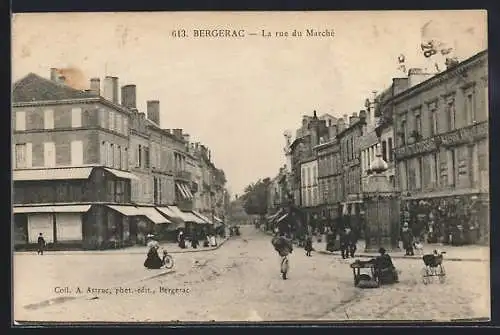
left=241, top=177, right=271, bottom=218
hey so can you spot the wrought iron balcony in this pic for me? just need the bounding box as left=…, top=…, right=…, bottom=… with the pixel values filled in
left=175, top=170, right=192, bottom=181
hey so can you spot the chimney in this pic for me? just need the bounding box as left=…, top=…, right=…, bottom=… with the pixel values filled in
left=338, top=118, right=345, bottom=133
left=50, top=68, right=59, bottom=81
left=103, top=76, right=119, bottom=104
left=90, top=78, right=100, bottom=95
left=183, top=133, right=190, bottom=144
left=408, top=68, right=434, bottom=88
left=121, top=85, right=137, bottom=109
left=328, top=125, right=338, bottom=139
left=343, top=114, right=349, bottom=127
left=146, top=100, right=160, bottom=125
left=172, top=128, right=183, bottom=139
left=359, top=110, right=367, bottom=120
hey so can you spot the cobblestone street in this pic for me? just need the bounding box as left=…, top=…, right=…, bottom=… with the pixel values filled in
left=14, top=226, right=490, bottom=322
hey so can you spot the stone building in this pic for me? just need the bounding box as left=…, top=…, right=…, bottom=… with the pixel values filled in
left=337, top=112, right=366, bottom=217
left=391, top=50, right=489, bottom=244
left=12, top=72, right=140, bottom=249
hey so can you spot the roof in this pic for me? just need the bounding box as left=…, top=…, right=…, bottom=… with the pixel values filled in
left=12, top=73, right=96, bottom=103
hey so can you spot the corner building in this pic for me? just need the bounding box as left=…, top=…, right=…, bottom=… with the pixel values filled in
left=392, top=50, right=489, bottom=244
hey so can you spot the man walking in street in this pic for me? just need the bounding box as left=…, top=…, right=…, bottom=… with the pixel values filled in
left=37, top=233, right=46, bottom=255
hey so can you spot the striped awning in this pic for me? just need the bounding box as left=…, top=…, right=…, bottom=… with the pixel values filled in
left=192, top=210, right=213, bottom=225
left=107, top=205, right=142, bottom=216
left=176, top=182, right=193, bottom=200
left=135, top=206, right=171, bottom=224
left=182, top=211, right=206, bottom=224
left=104, top=168, right=140, bottom=180
left=13, top=205, right=91, bottom=214
left=13, top=167, right=93, bottom=181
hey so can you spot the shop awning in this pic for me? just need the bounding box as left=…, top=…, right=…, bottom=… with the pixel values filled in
left=13, top=167, right=93, bottom=181
left=192, top=210, right=213, bottom=224
left=104, top=168, right=140, bottom=180
left=156, top=207, right=186, bottom=229
left=107, top=205, right=142, bottom=216
left=156, top=207, right=180, bottom=220
left=182, top=211, right=206, bottom=224
left=135, top=206, right=171, bottom=224
left=166, top=206, right=192, bottom=222
left=213, top=216, right=224, bottom=224
left=13, top=205, right=91, bottom=214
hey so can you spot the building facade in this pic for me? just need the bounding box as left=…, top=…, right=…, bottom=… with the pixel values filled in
left=13, top=70, right=228, bottom=249
left=392, top=50, right=489, bottom=244
left=13, top=73, right=141, bottom=249
left=337, top=112, right=366, bottom=214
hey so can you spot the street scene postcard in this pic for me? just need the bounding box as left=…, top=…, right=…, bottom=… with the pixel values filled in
left=11, top=10, right=490, bottom=324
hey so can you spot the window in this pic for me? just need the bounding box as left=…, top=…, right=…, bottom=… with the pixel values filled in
left=116, top=146, right=123, bottom=170
left=15, top=111, right=26, bottom=131
left=100, top=109, right=107, bottom=128
left=71, top=108, right=82, bottom=128
left=144, top=147, right=150, bottom=168
left=123, top=117, right=129, bottom=135
left=401, top=120, right=407, bottom=145
left=448, top=149, right=456, bottom=187
left=115, top=113, right=122, bottom=134
left=465, top=92, right=475, bottom=125
left=153, top=177, right=158, bottom=204
left=445, top=100, right=456, bottom=132
left=388, top=138, right=393, bottom=162
left=107, top=143, right=113, bottom=167
left=432, top=153, right=439, bottom=187
left=109, top=111, right=115, bottom=131
left=70, top=140, right=83, bottom=166
left=429, top=106, right=438, bottom=136
left=415, top=113, right=422, bottom=136
left=111, top=144, right=116, bottom=167
left=137, top=145, right=142, bottom=167
left=116, top=181, right=124, bottom=202
left=43, top=142, right=56, bottom=167
left=100, top=141, right=106, bottom=165
left=15, top=144, right=26, bottom=168
left=44, top=109, right=54, bottom=129
left=381, top=141, right=387, bottom=162
left=351, top=138, right=355, bottom=160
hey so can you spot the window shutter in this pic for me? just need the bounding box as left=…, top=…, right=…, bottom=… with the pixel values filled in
left=70, top=141, right=84, bottom=166
left=15, top=111, right=26, bottom=131
left=44, top=109, right=54, bottom=129
left=71, top=108, right=82, bottom=128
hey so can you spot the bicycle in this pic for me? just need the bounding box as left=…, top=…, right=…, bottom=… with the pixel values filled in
left=162, top=250, right=175, bottom=269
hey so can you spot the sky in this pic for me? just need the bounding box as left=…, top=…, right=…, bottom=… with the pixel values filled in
left=12, top=11, right=487, bottom=197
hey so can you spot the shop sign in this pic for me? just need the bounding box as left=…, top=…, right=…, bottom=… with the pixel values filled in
left=440, top=121, right=488, bottom=147
left=394, top=137, right=438, bottom=160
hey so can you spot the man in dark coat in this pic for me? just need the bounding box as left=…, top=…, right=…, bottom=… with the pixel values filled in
left=401, top=222, right=414, bottom=256
left=304, top=235, right=313, bottom=256
left=340, top=227, right=352, bottom=259
left=37, top=233, right=46, bottom=255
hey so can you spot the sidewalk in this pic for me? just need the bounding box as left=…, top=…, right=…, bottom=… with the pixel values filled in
left=314, top=239, right=489, bottom=262
left=14, top=237, right=231, bottom=256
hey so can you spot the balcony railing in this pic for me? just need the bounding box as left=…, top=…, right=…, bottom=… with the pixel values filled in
left=175, top=170, right=192, bottom=181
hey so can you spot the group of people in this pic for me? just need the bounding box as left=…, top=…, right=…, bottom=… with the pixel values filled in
left=271, top=230, right=399, bottom=285
left=177, top=230, right=218, bottom=250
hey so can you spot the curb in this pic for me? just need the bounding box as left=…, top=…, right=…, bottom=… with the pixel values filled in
left=15, top=237, right=231, bottom=256
left=317, top=250, right=487, bottom=262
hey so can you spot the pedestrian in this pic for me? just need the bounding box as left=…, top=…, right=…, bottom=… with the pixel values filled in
left=401, top=222, right=414, bottom=256
left=348, top=228, right=357, bottom=258
left=340, top=226, right=352, bottom=259
left=304, top=235, right=313, bottom=256
left=191, top=233, right=199, bottom=249
left=37, top=233, right=46, bottom=255
left=177, top=230, right=186, bottom=249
